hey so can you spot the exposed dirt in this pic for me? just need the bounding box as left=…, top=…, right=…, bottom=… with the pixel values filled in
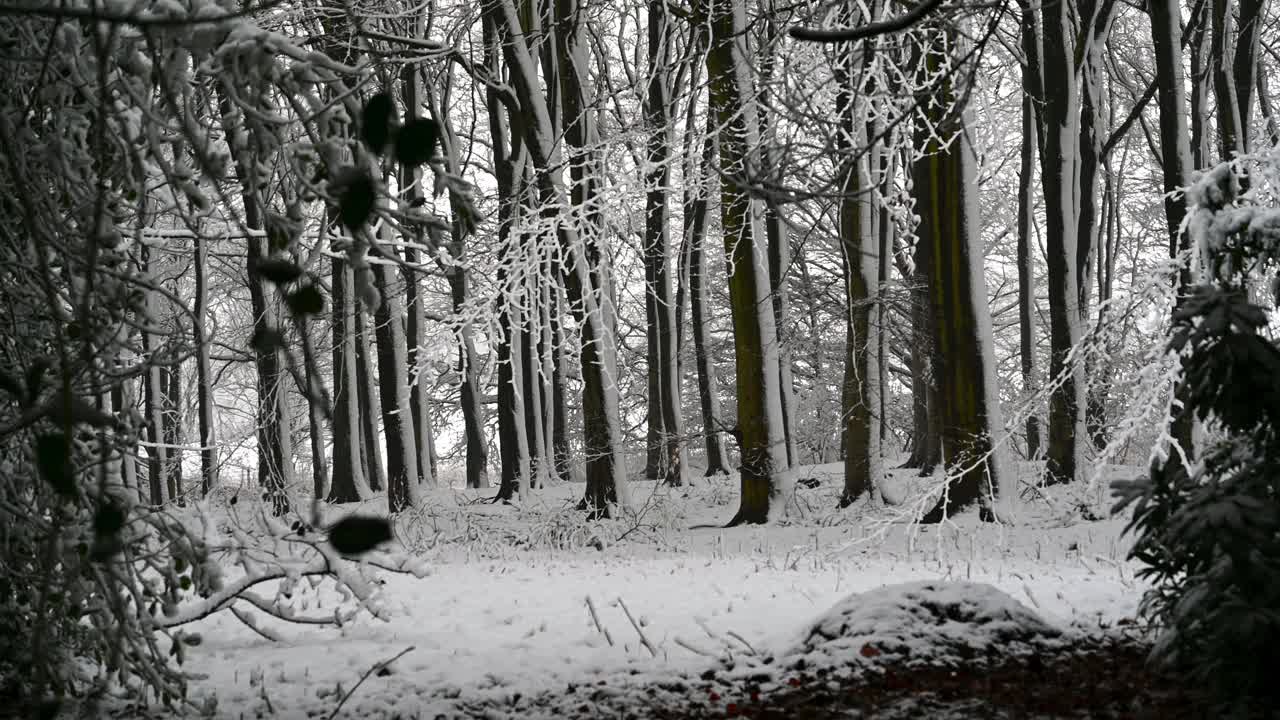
left=516, top=637, right=1213, bottom=720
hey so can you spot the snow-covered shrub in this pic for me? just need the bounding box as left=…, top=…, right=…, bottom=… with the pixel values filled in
left=1114, top=159, right=1280, bottom=715
left=782, top=581, right=1062, bottom=675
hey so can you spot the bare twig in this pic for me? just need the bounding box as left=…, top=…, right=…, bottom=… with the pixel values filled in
left=325, top=646, right=415, bottom=720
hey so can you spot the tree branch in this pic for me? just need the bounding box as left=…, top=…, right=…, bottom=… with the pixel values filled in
left=788, top=0, right=947, bottom=43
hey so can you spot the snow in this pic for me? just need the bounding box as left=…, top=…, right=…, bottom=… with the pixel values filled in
left=182, top=465, right=1146, bottom=719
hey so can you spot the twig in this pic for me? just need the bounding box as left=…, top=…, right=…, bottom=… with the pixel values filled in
left=585, top=596, right=613, bottom=646
left=325, top=646, right=415, bottom=720
left=673, top=636, right=718, bottom=657
left=616, top=597, right=657, bottom=657
left=725, top=630, right=758, bottom=656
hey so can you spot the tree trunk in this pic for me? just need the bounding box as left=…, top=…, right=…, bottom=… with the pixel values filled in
left=193, top=234, right=217, bottom=495
left=329, top=253, right=370, bottom=502
left=1039, top=0, right=1087, bottom=486
left=758, top=10, right=798, bottom=469
left=218, top=85, right=294, bottom=515
left=162, top=358, right=182, bottom=505
left=705, top=0, right=788, bottom=524
left=435, top=78, right=491, bottom=490
left=1232, top=0, right=1266, bottom=143
left=643, top=0, right=688, bottom=486
left=537, top=0, right=629, bottom=514
left=520, top=309, right=546, bottom=488
left=834, top=23, right=880, bottom=507
left=1211, top=0, right=1245, bottom=158
left=904, top=244, right=942, bottom=472
left=1074, top=0, right=1117, bottom=318
left=685, top=110, right=732, bottom=477
left=141, top=244, right=167, bottom=506
left=1190, top=0, right=1213, bottom=168
left=486, top=11, right=532, bottom=500
left=1150, top=0, right=1197, bottom=452
left=355, top=303, right=385, bottom=493
left=1017, top=0, right=1042, bottom=460
left=550, top=288, right=573, bottom=482
left=400, top=66, right=437, bottom=490
left=371, top=247, right=420, bottom=513
left=836, top=128, right=880, bottom=507
left=913, top=26, right=1006, bottom=522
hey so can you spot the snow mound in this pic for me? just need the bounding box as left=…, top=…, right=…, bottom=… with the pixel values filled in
left=781, top=581, right=1063, bottom=673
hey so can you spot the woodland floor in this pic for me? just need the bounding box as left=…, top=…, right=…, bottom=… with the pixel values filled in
left=130, top=460, right=1203, bottom=719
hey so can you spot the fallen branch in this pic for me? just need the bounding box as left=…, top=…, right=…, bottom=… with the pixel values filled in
left=326, top=646, right=415, bottom=720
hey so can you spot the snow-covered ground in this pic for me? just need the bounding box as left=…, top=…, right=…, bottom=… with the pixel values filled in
left=187, top=462, right=1146, bottom=719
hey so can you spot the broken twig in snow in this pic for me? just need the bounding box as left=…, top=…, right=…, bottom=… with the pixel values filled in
left=585, top=595, right=613, bottom=646
left=674, top=636, right=718, bottom=657
left=617, top=597, right=656, bottom=657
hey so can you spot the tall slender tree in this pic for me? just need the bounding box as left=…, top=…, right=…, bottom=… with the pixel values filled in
left=643, top=0, right=689, bottom=486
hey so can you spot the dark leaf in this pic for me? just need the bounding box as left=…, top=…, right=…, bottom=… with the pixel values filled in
left=286, top=285, right=325, bottom=316
left=328, top=515, right=394, bottom=555
left=47, top=394, right=117, bottom=428
left=338, top=170, right=377, bottom=230
left=36, top=432, right=75, bottom=497
left=93, top=502, right=127, bottom=537
left=264, top=214, right=295, bottom=253
left=181, top=632, right=202, bottom=646
left=395, top=117, right=440, bottom=167
left=0, top=369, right=21, bottom=399
left=360, top=92, right=396, bottom=155
left=25, top=357, right=48, bottom=405
left=251, top=327, right=286, bottom=353
left=256, top=257, right=304, bottom=285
